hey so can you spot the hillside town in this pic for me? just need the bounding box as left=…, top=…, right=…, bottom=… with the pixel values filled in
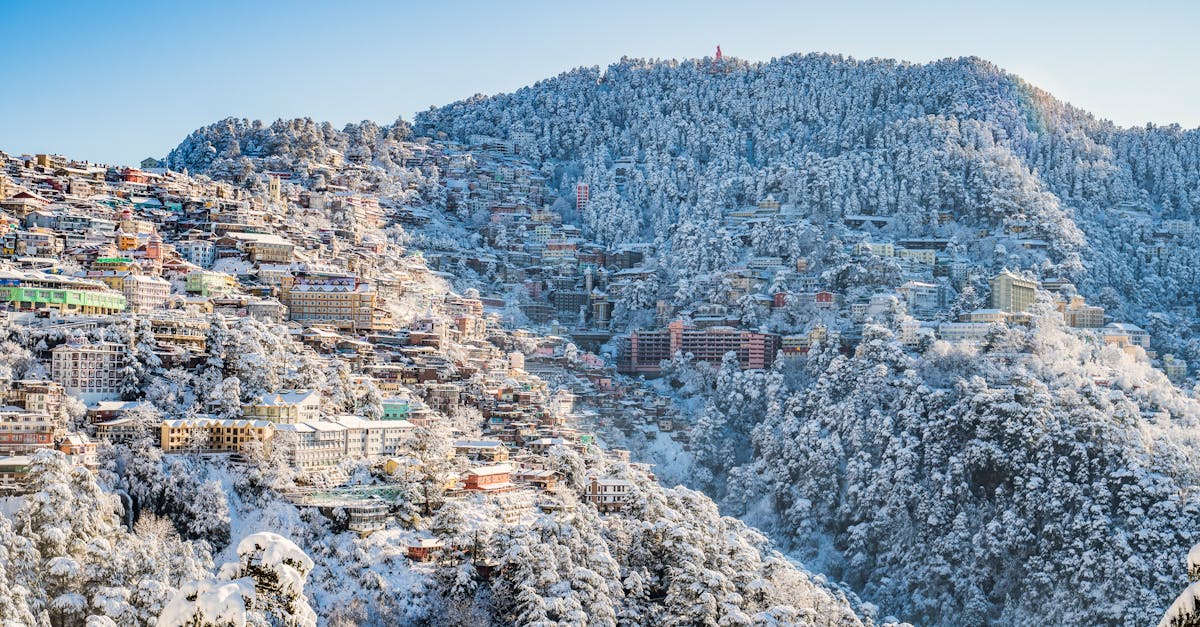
left=0, top=147, right=683, bottom=550
left=0, top=136, right=1185, bottom=510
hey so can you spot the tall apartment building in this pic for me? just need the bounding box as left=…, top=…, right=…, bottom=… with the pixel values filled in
left=50, top=341, right=126, bottom=401
left=575, top=183, right=589, bottom=209
left=989, top=270, right=1039, bottom=313
left=617, top=320, right=781, bottom=375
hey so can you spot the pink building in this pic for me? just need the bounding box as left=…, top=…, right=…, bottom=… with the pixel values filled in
left=617, top=320, right=780, bottom=375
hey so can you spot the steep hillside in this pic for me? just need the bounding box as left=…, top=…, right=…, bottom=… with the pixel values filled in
left=417, top=54, right=1200, bottom=335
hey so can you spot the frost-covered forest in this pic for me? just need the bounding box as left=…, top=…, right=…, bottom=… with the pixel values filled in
left=410, top=54, right=1200, bottom=626
left=417, top=54, right=1200, bottom=333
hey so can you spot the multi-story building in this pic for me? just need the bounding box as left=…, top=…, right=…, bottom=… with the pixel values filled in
left=275, top=421, right=346, bottom=469
left=0, top=410, right=58, bottom=455
left=0, top=270, right=126, bottom=315
left=896, top=247, right=937, bottom=266
left=176, top=239, right=216, bottom=268
left=282, top=272, right=382, bottom=331
left=160, top=418, right=275, bottom=454
left=575, top=183, right=589, bottom=209
left=274, top=416, right=416, bottom=468
left=896, top=280, right=943, bottom=318
left=1059, top=295, right=1105, bottom=329
left=95, top=417, right=144, bottom=444
left=50, top=341, right=126, bottom=401
left=4, top=379, right=65, bottom=419
left=617, top=320, right=780, bottom=375
left=185, top=270, right=235, bottom=297
left=122, top=273, right=170, bottom=312
left=780, top=326, right=828, bottom=359
left=937, top=322, right=991, bottom=344
left=1163, top=354, right=1188, bottom=383
left=223, top=232, right=295, bottom=263
left=0, top=456, right=33, bottom=494
left=148, top=315, right=209, bottom=352
left=585, top=476, right=633, bottom=512
left=246, top=298, right=287, bottom=322
left=454, top=440, right=510, bottom=463
left=463, top=464, right=514, bottom=491
left=853, top=241, right=895, bottom=257
left=1103, top=323, right=1150, bottom=349
left=989, top=270, right=1039, bottom=313
left=242, top=389, right=322, bottom=424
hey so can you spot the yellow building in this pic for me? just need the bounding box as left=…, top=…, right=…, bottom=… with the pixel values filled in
left=225, top=232, right=295, bottom=263
left=1061, top=295, right=1105, bottom=328
left=282, top=275, right=383, bottom=331
left=160, top=418, right=275, bottom=453
left=989, top=270, right=1039, bottom=313
left=149, top=315, right=210, bottom=351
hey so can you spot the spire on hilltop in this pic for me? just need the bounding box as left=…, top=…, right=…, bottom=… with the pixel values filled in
left=709, top=45, right=725, bottom=74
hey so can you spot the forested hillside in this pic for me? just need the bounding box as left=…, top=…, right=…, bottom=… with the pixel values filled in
left=417, top=54, right=1200, bottom=331
left=412, top=53, right=1200, bottom=626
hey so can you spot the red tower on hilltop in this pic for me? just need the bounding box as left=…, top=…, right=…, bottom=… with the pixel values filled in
left=710, top=46, right=724, bottom=73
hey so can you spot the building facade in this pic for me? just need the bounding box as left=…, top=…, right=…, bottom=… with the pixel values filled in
left=617, top=320, right=781, bottom=375
left=0, top=270, right=126, bottom=315
left=989, top=271, right=1039, bottom=313
left=50, top=341, right=126, bottom=401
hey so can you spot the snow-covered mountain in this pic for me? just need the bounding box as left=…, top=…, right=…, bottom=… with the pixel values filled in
left=408, top=54, right=1200, bottom=626
left=416, top=54, right=1200, bottom=334
left=158, top=52, right=1200, bottom=626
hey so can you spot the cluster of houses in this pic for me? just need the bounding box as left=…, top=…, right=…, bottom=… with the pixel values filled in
left=394, top=136, right=1186, bottom=386
left=0, top=149, right=646, bottom=532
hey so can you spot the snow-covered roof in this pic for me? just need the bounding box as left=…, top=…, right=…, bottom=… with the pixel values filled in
left=247, top=389, right=319, bottom=407
left=466, top=463, right=512, bottom=476
left=454, top=439, right=504, bottom=449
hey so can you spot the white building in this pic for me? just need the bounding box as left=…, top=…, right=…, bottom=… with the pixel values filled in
left=276, top=416, right=416, bottom=469
left=242, top=389, right=323, bottom=424
left=896, top=281, right=941, bottom=317
left=937, top=322, right=991, bottom=344
left=898, top=316, right=923, bottom=347
left=123, top=274, right=171, bottom=312
left=176, top=239, right=216, bottom=268
left=50, top=341, right=126, bottom=402
left=1104, top=322, right=1150, bottom=349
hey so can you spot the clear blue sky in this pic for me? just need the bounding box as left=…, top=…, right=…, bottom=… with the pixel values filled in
left=2, top=0, right=1196, bottom=166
